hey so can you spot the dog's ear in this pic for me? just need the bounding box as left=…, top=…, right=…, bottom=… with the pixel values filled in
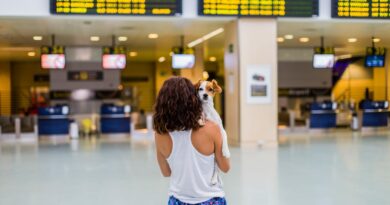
left=212, top=79, right=222, bottom=93
left=194, top=80, right=202, bottom=90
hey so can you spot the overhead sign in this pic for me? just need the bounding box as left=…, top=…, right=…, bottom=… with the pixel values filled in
left=50, top=0, right=182, bottom=16
left=199, top=0, right=319, bottom=17
left=332, top=0, right=390, bottom=18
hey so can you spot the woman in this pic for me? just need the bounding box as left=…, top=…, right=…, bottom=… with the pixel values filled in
left=154, top=77, right=230, bottom=205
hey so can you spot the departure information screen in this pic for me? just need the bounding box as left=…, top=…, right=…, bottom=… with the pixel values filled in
left=198, top=0, right=319, bottom=17
left=50, top=0, right=182, bottom=16
left=332, top=0, right=390, bottom=18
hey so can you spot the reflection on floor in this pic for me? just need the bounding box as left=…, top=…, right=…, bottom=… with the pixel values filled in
left=1, top=131, right=390, bottom=205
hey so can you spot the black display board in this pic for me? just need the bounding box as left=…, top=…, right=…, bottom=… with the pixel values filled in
left=332, top=0, right=390, bottom=18
left=198, top=0, right=319, bottom=17
left=50, top=0, right=182, bottom=16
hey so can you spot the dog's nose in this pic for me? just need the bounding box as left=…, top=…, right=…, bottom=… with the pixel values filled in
left=203, top=94, right=208, bottom=99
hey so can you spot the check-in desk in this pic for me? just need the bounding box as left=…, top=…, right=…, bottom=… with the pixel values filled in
left=100, top=104, right=131, bottom=134
left=38, top=105, right=70, bottom=136
left=310, top=102, right=338, bottom=129
left=360, top=100, right=389, bottom=128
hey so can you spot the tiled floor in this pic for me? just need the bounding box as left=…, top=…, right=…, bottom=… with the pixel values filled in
left=0, top=131, right=390, bottom=205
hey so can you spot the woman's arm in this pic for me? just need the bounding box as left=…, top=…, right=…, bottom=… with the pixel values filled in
left=209, top=123, right=231, bottom=173
left=155, top=133, right=172, bottom=177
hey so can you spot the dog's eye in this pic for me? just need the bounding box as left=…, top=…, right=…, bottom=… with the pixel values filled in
left=199, top=88, right=204, bottom=91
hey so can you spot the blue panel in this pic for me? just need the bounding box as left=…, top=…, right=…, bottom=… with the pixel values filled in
left=362, top=113, right=388, bottom=127
left=310, top=114, right=337, bottom=129
left=38, top=119, right=69, bottom=135
left=100, top=118, right=131, bottom=134
left=101, top=104, right=125, bottom=115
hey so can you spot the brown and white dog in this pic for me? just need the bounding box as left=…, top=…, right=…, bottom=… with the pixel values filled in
left=195, top=79, right=230, bottom=185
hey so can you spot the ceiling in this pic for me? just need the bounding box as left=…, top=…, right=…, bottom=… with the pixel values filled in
left=0, top=17, right=229, bottom=61
left=0, top=17, right=390, bottom=62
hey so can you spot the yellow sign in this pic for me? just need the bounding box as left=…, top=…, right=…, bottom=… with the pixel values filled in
left=332, top=0, right=390, bottom=18
left=199, top=0, right=318, bottom=17
left=51, top=0, right=181, bottom=16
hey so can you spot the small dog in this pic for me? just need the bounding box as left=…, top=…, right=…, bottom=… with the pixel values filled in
left=195, top=79, right=230, bottom=185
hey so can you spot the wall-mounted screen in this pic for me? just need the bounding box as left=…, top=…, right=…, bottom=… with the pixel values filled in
left=332, top=0, right=390, bottom=18
left=50, top=0, right=182, bottom=16
left=41, top=54, right=66, bottom=69
left=365, top=55, right=385, bottom=67
left=198, top=0, right=319, bottom=17
left=172, top=54, right=195, bottom=69
left=313, top=54, right=335, bottom=69
left=103, top=54, right=126, bottom=69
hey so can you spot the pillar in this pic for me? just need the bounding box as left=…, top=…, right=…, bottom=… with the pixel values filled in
left=0, top=62, right=11, bottom=115
left=224, top=19, right=278, bottom=146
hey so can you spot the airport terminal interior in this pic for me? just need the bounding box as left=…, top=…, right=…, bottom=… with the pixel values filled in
left=1, top=0, right=390, bottom=204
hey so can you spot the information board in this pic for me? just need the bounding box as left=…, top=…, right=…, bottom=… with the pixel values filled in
left=51, top=0, right=182, bottom=16
left=199, top=0, right=319, bottom=17
left=332, top=0, right=390, bottom=18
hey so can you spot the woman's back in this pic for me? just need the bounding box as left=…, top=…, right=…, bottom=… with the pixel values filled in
left=164, top=122, right=225, bottom=203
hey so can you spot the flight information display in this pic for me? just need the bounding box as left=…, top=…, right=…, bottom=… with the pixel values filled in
left=50, top=0, right=182, bottom=16
left=332, top=0, right=390, bottom=18
left=198, top=0, right=319, bottom=17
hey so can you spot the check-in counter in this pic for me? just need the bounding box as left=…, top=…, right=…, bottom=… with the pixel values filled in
left=38, top=105, right=70, bottom=135
left=360, top=100, right=389, bottom=127
left=100, top=104, right=131, bottom=134
left=310, top=102, right=338, bottom=129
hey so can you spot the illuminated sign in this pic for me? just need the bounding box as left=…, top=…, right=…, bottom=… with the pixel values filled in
left=332, top=0, right=390, bottom=18
left=198, top=0, right=319, bottom=17
left=50, top=0, right=182, bottom=16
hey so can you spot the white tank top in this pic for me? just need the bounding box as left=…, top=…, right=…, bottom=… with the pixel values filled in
left=167, top=130, right=225, bottom=204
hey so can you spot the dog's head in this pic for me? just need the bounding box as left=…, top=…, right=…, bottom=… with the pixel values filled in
left=194, top=79, right=222, bottom=103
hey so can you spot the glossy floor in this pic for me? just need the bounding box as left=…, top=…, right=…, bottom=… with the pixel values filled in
left=0, top=131, right=390, bottom=205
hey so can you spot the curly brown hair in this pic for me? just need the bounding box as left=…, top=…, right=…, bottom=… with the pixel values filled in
left=153, top=77, right=203, bottom=134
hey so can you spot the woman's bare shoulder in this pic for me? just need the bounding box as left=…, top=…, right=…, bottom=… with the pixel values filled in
left=199, top=120, right=221, bottom=135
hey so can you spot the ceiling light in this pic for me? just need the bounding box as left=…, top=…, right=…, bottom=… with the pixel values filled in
left=27, top=52, right=36, bottom=57
left=118, top=36, right=128, bottom=42
left=129, top=51, right=138, bottom=57
left=299, top=37, right=310, bottom=43
left=90, top=36, right=100, bottom=42
left=348, top=38, right=357, bottom=43
left=277, top=37, right=285, bottom=43
left=373, top=38, right=381, bottom=43
left=284, top=34, right=294, bottom=40
left=188, top=28, right=224, bottom=48
left=33, top=36, right=43, bottom=41
left=158, top=56, right=166, bottom=63
left=336, top=54, right=353, bottom=60
left=209, top=56, right=217, bottom=62
left=203, top=71, right=209, bottom=80
left=148, top=33, right=159, bottom=39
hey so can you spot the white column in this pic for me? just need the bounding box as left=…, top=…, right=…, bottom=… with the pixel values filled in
left=224, top=19, right=278, bottom=146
